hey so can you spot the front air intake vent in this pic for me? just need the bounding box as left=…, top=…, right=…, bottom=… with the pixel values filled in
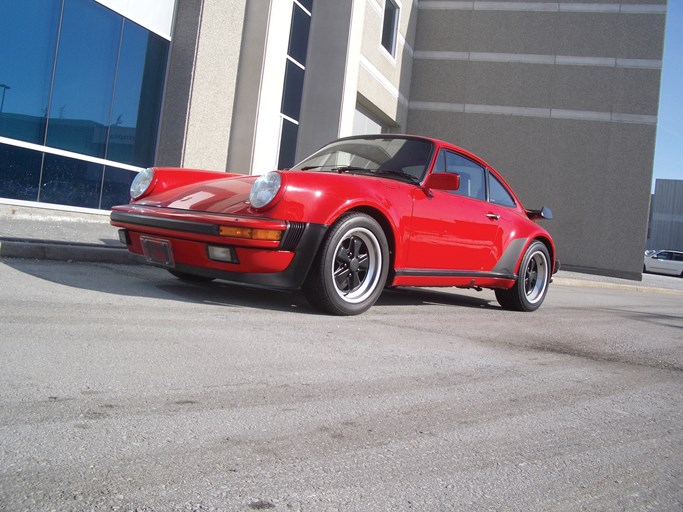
left=280, top=222, right=306, bottom=251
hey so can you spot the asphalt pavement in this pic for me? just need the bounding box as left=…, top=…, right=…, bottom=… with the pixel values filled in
left=1, top=201, right=682, bottom=294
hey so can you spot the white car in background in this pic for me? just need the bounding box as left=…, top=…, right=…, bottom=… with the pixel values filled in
left=643, top=250, right=683, bottom=277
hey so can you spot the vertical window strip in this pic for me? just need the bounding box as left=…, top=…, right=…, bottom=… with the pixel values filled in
left=277, top=1, right=313, bottom=169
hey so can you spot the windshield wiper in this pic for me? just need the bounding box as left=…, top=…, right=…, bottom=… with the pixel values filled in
left=370, top=168, right=420, bottom=184
left=331, top=166, right=371, bottom=173
left=300, top=165, right=420, bottom=184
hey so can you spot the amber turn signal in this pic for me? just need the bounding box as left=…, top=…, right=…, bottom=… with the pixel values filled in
left=219, top=226, right=282, bottom=241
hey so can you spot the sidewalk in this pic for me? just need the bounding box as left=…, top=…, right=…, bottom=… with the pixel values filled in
left=1, top=201, right=682, bottom=294
left=0, top=202, right=133, bottom=264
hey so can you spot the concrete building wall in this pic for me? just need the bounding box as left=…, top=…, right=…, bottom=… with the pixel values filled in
left=647, top=179, right=683, bottom=251
left=408, top=1, right=666, bottom=279
left=356, top=0, right=418, bottom=131
left=156, top=0, right=246, bottom=171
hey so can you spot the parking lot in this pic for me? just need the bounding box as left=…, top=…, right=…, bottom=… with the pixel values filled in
left=0, top=259, right=681, bottom=511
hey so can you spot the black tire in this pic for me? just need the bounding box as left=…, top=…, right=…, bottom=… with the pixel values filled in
left=495, top=240, right=551, bottom=312
left=303, top=212, right=389, bottom=315
left=168, top=270, right=215, bottom=283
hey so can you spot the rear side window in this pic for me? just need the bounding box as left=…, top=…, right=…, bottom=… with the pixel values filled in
left=488, top=172, right=516, bottom=207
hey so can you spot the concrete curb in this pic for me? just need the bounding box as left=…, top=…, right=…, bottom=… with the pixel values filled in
left=0, top=238, right=138, bottom=265
left=553, top=276, right=683, bottom=296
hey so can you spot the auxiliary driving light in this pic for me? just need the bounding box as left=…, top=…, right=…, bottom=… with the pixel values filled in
left=207, top=245, right=238, bottom=263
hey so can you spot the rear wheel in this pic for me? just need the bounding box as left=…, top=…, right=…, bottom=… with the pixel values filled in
left=495, top=241, right=550, bottom=312
left=303, top=212, right=389, bottom=315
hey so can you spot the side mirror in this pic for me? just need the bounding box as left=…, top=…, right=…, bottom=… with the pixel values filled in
left=424, top=172, right=460, bottom=192
left=526, top=206, right=554, bottom=220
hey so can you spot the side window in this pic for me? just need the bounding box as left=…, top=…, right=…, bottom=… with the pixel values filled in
left=443, top=150, right=486, bottom=201
left=433, top=150, right=446, bottom=173
left=673, top=253, right=683, bottom=262
left=381, top=0, right=399, bottom=56
left=488, top=172, right=516, bottom=207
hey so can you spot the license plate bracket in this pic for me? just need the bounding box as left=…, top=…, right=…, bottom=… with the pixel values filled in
left=140, top=237, right=174, bottom=267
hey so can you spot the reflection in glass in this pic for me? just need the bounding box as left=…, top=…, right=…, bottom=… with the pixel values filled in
left=101, top=167, right=137, bottom=209
left=107, top=21, right=168, bottom=167
left=381, top=0, right=399, bottom=56
left=40, top=153, right=104, bottom=208
left=281, top=60, right=305, bottom=121
left=0, top=143, right=42, bottom=201
left=46, top=0, right=121, bottom=158
left=277, top=119, right=299, bottom=170
left=288, top=5, right=311, bottom=66
left=298, top=0, right=313, bottom=12
left=0, top=1, right=60, bottom=143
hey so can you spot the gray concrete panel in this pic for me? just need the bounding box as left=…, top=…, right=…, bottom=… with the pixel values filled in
left=181, top=0, right=246, bottom=171
left=414, top=10, right=472, bottom=52
left=226, top=3, right=271, bottom=172
left=471, top=12, right=559, bottom=55
left=410, top=60, right=469, bottom=103
left=464, top=62, right=553, bottom=109
left=613, top=68, right=663, bottom=116
left=550, top=66, right=615, bottom=113
left=156, top=1, right=203, bottom=167
left=617, top=13, right=666, bottom=60
left=556, top=13, right=620, bottom=57
left=296, top=2, right=354, bottom=161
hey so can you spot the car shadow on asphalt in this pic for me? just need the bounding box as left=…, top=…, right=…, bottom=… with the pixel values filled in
left=3, top=259, right=498, bottom=314
left=377, top=287, right=497, bottom=310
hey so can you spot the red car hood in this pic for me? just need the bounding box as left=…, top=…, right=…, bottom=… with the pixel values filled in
left=132, top=171, right=409, bottom=221
left=136, top=175, right=257, bottom=215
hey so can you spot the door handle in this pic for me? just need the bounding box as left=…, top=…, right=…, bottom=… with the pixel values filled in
left=486, top=213, right=500, bottom=220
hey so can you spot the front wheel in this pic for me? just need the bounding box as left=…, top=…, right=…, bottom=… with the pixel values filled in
left=303, top=212, right=389, bottom=315
left=495, top=241, right=550, bottom=312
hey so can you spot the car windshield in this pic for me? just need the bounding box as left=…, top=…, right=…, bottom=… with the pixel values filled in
left=292, top=137, right=435, bottom=183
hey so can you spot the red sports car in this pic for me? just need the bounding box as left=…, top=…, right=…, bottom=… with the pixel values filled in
left=111, top=135, right=557, bottom=315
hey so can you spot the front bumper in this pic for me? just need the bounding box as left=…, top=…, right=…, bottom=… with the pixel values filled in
left=111, top=206, right=327, bottom=289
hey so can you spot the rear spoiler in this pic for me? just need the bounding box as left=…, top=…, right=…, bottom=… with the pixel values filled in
left=525, top=206, right=553, bottom=221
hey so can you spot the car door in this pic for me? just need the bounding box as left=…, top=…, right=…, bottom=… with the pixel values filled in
left=406, top=149, right=499, bottom=272
left=650, top=251, right=673, bottom=274
left=659, top=251, right=683, bottom=275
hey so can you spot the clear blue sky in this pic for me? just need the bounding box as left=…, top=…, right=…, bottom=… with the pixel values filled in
left=652, top=2, right=683, bottom=190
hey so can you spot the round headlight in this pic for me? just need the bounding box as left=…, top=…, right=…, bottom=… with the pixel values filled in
left=249, top=171, right=282, bottom=209
left=130, top=168, right=155, bottom=199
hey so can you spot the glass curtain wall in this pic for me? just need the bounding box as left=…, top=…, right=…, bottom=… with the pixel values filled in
left=0, top=0, right=169, bottom=209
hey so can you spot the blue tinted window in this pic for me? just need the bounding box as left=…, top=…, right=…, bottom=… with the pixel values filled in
left=0, top=143, right=42, bottom=201
left=101, top=167, right=136, bottom=209
left=107, top=21, right=168, bottom=166
left=277, top=119, right=299, bottom=170
left=489, top=172, right=516, bottom=207
left=298, top=0, right=313, bottom=12
left=39, top=153, right=104, bottom=208
left=281, top=60, right=305, bottom=121
left=46, top=0, right=121, bottom=158
left=443, top=150, right=486, bottom=201
left=381, top=0, right=399, bottom=56
left=288, top=6, right=311, bottom=66
left=0, top=1, right=60, bottom=144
